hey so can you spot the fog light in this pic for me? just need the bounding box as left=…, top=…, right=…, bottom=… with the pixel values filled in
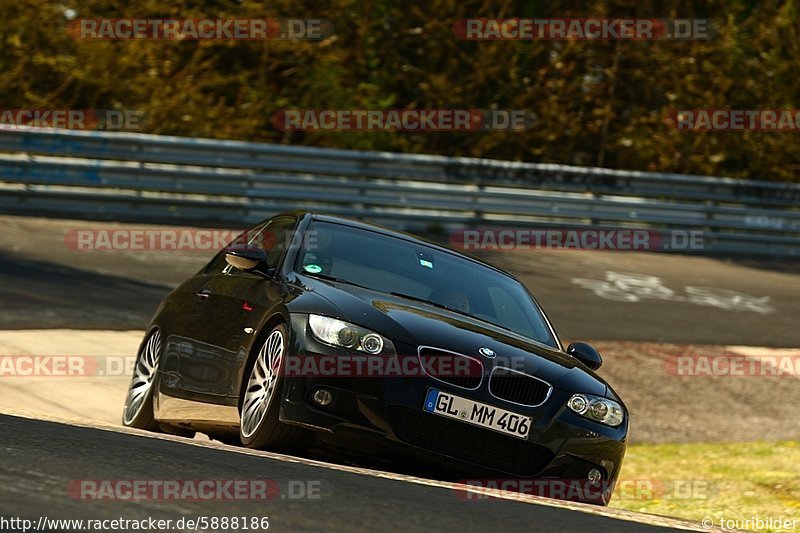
left=312, top=389, right=333, bottom=406
left=587, top=468, right=602, bottom=484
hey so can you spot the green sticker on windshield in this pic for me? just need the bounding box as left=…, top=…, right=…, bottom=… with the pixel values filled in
left=418, top=251, right=434, bottom=269
left=304, top=264, right=322, bottom=273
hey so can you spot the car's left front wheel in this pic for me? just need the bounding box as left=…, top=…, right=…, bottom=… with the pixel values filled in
left=122, top=329, right=162, bottom=430
left=239, top=323, right=308, bottom=451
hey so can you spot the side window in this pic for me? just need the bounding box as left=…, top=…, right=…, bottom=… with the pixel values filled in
left=204, top=223, right=267, bottom=275
left=221, top=216, right=297, bottom=275
left=260, top=216, right=298, bottom=268
left=203, top=216, right=297, bottom=276
left=221, top=223, right=266, bottom=274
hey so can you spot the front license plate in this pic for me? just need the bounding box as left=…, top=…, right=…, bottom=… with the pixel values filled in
left=423, top=388, right=532, bottom=440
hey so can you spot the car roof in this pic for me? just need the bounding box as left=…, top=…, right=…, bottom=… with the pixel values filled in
left=275, top=210, right=518, bottom=280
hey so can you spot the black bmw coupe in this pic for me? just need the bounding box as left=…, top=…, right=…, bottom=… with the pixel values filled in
left=123, top=212, right=628, bottom=504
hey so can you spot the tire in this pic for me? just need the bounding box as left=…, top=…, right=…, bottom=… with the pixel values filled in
left=210, top=433, right=242, bottom=446
left=122, top=329, right=162, bottom=431
left=239, top=323, right=308, bottom=450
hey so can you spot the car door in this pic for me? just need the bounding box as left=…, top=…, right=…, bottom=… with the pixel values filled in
left=176, top=216, right=298, bottom=401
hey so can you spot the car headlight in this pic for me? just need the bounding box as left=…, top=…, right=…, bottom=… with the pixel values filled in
left=308, top=314, right=396, bottom=355
left=567, top=393, right=624, bottom=427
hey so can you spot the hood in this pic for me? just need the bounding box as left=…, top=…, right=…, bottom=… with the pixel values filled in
left=288, top=274, right=608, bottom=396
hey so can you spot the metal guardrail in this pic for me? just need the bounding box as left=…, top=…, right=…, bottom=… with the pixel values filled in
left=0, top=127, right=798, bottom=255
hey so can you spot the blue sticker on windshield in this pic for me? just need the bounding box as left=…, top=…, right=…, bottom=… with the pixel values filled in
left=419, top=259, right=433, bottom=269
left=304, top=264, right=322, bottom=273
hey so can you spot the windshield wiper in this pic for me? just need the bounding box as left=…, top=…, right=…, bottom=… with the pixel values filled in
left=300, top=271, right=372, bottom=291
left=390, top=291, right=522, bottom=336
left=389, top=291, right=470, bottom=315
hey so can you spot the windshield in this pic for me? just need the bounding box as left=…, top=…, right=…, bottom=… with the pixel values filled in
left=294, top=220, right=558, bottom=347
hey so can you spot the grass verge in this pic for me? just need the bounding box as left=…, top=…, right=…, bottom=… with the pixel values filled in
left=610, top=441, right=800, bottom=531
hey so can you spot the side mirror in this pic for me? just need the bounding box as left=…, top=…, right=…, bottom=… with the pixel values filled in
left=566, top=342, right=603, bottom=370
left=225, top=248, right=274, bottom=278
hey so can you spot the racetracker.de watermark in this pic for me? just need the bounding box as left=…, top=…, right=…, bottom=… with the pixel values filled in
left=63, top=228, right=318, bottom=252
left=665, top=354, right=800, bottom=377
left=68, top=18, right=333, bottom=40
left=0, top=109, right=142, bottom=130
left=453, top=18, right=713, bottom=40
left=282, top=354, right=491, bottom=378
left=270, top=109, right=536, bottom=131
left=449, top=229, right=712, bottom=252
left=0, top=356, right=135, bottom=377
left=666, top=109, right=800, bottom=131
left=455, top=479, right=716, bottom=502
left=67, top=479, right=321, bottom=501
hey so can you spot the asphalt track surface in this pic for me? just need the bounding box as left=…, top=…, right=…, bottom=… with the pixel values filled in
left=0, top=215, right=790, bottom=532
left=0, top=216, right=798, bottom=346
left=0, top=413, right=706, bottom=533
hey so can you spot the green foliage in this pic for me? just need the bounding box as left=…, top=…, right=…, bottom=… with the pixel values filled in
left=2, top=0, right=799, bottom=181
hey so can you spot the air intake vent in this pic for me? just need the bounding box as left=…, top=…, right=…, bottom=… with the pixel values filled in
left=489, top=367, right=552, bottom=407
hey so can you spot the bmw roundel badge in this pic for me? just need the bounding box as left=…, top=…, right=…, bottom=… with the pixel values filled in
left=479, top=347, right=496, bottom=358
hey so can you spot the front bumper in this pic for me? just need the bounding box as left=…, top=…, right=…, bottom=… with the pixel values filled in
left=281, top=314, right=628, bottom=504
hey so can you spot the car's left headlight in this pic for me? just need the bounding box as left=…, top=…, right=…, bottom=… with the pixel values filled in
left=308, top=314, right=396, bottom=356
left=566, top=393, right=624, bottom=427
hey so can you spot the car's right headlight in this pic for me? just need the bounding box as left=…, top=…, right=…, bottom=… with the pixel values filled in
left=566, top=393, right=625, bottom=427
left=308, top=314, right=396, bottom=356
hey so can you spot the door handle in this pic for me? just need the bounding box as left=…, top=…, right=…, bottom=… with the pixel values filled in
left=196, top=288, right=212, bottom=300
